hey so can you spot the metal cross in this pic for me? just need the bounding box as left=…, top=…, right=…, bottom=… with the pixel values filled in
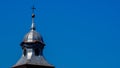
left=32, top=6, right=36, bottom=13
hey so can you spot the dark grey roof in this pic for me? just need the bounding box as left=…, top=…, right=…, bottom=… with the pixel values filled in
left=13, top=55, right=54, bottom=67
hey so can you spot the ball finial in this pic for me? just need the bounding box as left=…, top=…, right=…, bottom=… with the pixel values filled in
left=32, top=13, right=35, bottom=18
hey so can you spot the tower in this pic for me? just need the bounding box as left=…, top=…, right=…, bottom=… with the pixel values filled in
left=12, top=6, right=55, bottom=68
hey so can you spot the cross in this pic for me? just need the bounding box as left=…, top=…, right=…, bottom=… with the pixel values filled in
left=32, top=6, right=36, bottom=13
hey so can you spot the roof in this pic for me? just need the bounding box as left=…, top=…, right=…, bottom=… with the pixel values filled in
left=13, top=55, right=54, bottom=67
left=23, top=30, right=44, bottom=43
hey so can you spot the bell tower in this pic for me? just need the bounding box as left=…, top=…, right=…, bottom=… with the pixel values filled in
left=12, top=6, right=55, bottom=68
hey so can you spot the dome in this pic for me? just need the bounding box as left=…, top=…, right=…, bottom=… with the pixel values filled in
left=23, top=30, right=44, bottom=43
left=22, top=12, right=44, bottom=43
left=23, top=21, right=44, bottom=43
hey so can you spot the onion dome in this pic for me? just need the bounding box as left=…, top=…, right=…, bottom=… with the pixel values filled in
left=22, top=13, right=44, bottom=44
left=23, top=27, right=44, bottom=43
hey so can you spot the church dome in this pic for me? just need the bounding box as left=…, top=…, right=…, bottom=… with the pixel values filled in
left=23, top=30, right=44, bottom=43
left=22, top=11, right=44, bottom=44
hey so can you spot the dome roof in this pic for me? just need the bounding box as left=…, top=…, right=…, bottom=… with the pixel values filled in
left=23, top=30, right=44, bottom=43
left=22, top=12, right=44, bottom=43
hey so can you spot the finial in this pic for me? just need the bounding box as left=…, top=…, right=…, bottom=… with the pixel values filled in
left=31, top=6, right=36, bottom=30
left=32, top=6, right=36, bottom=15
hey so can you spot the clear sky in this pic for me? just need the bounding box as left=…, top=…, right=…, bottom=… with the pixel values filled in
left=0, top=0, right=120, bottom=68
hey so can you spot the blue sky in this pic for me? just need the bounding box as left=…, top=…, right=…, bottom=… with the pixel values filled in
left=0, top=0, right=120, bottom=68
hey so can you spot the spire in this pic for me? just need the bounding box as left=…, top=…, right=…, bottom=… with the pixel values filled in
left=31, top=6, right=36, bottom=30
left=13, top=2, right=55, bottom=68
